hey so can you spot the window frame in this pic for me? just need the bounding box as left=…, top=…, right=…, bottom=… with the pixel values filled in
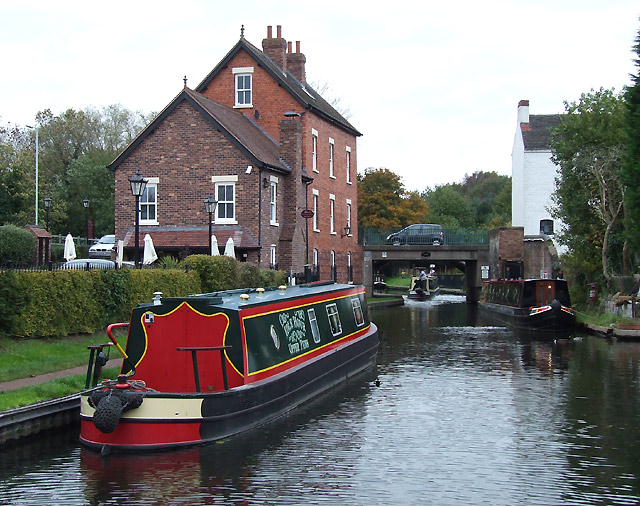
left=351, top=297, right=364, bottom=327
left=312, top=129, right=318, bottom=173
left=326, top=302, right=342, bottom=337
left=270, top=177, right=278, bottom=226
left=329, top=138, right=335, bottom=178
left=330, top=194, right=336, bottom=235
left=139, top=177, right=159, bottom=225
left=312, top=189, right=319, bottom=232
left=233, top=67, right=254, bottom=108
left=212, top=175, right=238, bottom=224
left=346, top=146, right=352, bottom=184
left=308, top=308, right=321, bottom=344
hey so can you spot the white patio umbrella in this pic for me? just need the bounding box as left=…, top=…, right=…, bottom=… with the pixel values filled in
left=63, top=233, right=77, bottom=261
left=224, top=237, right=235, bottom=258
left=116, top=240, right=124, bottom=268
left=143, top=234, right=158, bottom=265
left=211, top=234, right=220, bottom=256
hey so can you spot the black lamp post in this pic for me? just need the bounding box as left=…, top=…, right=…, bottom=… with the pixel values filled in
left=129, top=171, right=148, bottom=268
left=341, top=224, right=351, bottom=238
left=82, top=197, right=90, bottom=240
left=204, top=194, right=218, bottom=255
left=44, top=197, right=52, bottom=231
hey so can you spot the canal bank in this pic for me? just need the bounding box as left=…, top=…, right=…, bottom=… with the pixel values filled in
left=1, top=298, right=401, bottom=447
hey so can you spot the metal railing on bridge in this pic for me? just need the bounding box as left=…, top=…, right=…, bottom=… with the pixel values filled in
left=358, top=226, right=489, bottom=247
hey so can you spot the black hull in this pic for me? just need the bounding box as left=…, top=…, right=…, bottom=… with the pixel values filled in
left=81, top=324, right=378, bottom=451
left=478, top=301, right=575, bottom=333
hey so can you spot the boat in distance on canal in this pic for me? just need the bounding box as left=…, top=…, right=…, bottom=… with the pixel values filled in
left=80, top=282, right=379, bottom=452
left=407, top=266, right=439, bottom=301
left=478, top=278, right=575, bottom=332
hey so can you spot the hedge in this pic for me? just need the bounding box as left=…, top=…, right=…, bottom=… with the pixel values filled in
left=0, top=257, right=285, bottom=338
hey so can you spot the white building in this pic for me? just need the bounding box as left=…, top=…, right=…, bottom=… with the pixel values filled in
left=511, top=99, right=566, bottom=255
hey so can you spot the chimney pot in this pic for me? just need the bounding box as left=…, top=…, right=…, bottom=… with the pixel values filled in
left=287, top=41, right=292, bottom=53
left=277, top=25, right=282, bottom=38
left=296, top=41, right=300, bottom=53
left=267, top=25, right=272, bottom=38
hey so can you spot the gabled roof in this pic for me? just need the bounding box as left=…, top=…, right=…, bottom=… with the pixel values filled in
left=108, top=87, right=289, bottom=172
left=195, top=38, right=361, bottom=137
left=521, top=114, right=561, bottom=151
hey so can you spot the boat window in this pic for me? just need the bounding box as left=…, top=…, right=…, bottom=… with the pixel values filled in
left=326, top=303, right=342, bottom=336
left=308, top=308, right=321, bottom=344
left=351, top=298, right=364, bottom=327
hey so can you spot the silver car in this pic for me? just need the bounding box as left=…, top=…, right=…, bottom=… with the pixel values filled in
left=88, top=234, right=115, bottom=258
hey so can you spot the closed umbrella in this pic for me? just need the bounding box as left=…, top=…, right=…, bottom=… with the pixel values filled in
left=116, top=240, right=124, bottom=268
left=143, top=234, right=158, bottom=265
left=211, top=234, right=219, bottom=256
left=64, top=233, right=77, bottom=261
left=224, top=237, right=235, bottom=258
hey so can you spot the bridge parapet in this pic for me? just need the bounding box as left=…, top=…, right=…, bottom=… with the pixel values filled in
left=359, top=227, right=489, bottom=247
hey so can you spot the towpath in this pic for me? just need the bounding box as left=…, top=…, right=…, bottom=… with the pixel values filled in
left=0, top=359, right=124, bottom=393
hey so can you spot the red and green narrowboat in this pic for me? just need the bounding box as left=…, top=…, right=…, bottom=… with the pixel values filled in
left=80, top=282, right=379, bottom=452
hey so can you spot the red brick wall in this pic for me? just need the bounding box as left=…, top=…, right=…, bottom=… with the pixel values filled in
left=115, top=100, right=265, bottom=250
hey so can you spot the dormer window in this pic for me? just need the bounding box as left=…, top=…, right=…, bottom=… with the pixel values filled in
left=233, top=67, right=254, bottom=108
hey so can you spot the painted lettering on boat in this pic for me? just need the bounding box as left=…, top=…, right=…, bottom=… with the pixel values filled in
left=279, top=309, right=309, bottom=355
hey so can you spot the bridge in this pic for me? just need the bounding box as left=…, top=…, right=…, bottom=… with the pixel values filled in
left=359, top=227, right=490, bottom=302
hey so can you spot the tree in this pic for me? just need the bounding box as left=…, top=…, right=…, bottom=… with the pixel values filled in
left=357, top=168, right=427, bottom=228
left=622, top=26, right=640, bottom=253
left=550, top=88, right=627, bottom=283
left=423, top=185, right=476, bottom=227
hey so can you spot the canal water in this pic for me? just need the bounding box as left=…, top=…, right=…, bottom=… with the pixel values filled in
left=2, top=295, right=640, bottom=505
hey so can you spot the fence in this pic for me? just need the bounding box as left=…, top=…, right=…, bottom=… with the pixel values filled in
left=358, top=226, right=489, bottom=247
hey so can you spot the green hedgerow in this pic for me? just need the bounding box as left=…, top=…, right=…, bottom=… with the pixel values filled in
left=0, top=224, right=36, bottom=265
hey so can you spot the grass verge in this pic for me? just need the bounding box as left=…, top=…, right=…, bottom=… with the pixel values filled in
left=0, top=331, right=127, bottom=383
left=0, top=366, right=121, bottom=411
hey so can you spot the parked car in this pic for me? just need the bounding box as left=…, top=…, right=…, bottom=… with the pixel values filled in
left=88, top=234, right=115, bottom=258
left=61, top=259, right=116, bottom=270
left=60, top=259, right=134, bottom=270
left=386, top=224, right=444, bottom=245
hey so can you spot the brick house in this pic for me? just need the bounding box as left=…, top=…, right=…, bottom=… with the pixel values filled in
left=110, top=25, right=362, bottom=283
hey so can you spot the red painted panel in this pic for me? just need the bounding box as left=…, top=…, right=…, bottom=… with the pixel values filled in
left=133, top=304, right=240, bottom=392
left=80, top=419, right=202, bottom=447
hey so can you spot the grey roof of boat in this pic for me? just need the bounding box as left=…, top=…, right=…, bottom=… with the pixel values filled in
left=159, top=282, right=362, bottom=311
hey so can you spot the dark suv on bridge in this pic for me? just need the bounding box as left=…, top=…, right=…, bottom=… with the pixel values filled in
left=386, top=224, right=444, bottom=246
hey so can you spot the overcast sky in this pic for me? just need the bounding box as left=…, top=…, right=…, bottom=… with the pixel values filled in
left=1, top=0, right=638, bottom=191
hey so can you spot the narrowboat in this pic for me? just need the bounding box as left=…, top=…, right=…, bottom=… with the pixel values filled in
left=407, top=266, right=439, bottom=301
left=80, top=282, right=379, bottom=452
left=478, top=278, right=575, bottom=332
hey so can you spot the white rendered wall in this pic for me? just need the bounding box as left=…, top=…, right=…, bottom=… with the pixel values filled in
left=511, top=127, right=525, bottom=228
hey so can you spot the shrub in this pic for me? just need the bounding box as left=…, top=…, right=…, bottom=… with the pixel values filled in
left=260, top=268, right=286, bottom=287
left=0, top=225, right=37, bottom=265
left=183, top=255, right=239, bottom=292
left=238, top=263, right=262, bottom=288
left=0, top=271, right=25, bottom=337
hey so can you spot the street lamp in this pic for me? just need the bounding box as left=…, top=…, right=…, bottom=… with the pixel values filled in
left=204, top=194, right=218, bottom=255
left=25, top=124, right=39, bottom=225
left=129, top=171, right=148, bottom=268
left=44, top=197, right=52, bottom=231
left=82, top=197, right=90, bottom=241
left=341, top=224, right=351, bottom=238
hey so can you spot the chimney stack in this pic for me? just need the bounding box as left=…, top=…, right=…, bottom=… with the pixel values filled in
left=287, top=40, right=306, bottom=84
left=262, top=24, right=287, bottom=71
left=517, top=99, right=530, bottom=125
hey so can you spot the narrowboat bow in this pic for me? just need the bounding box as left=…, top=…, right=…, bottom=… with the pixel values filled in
left=80, top=282, right=379, bottom=452
left=478, top=278, right=575, bottom=332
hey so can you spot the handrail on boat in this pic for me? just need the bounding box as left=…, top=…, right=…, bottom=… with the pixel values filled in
left=106, top=322, right=137, bottom=377
left=177, top=346, right=232, bottom=393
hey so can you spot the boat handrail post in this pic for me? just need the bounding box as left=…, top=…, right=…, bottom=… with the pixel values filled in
left=85, top=342, right=114, bottom=389
left=177, top=346, right=233, bottom=393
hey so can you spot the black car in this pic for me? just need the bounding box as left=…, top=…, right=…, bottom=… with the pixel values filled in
left=386, top=224, right=444, bottom=245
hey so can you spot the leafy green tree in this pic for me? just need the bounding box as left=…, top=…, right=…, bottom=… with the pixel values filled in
left=357, top=168, right=427, bottom=228
left=423, top=185, right=476, bottom=227
left=622, top=27, right=640, bottom=253
left=550, top=88, right=627, bottom=282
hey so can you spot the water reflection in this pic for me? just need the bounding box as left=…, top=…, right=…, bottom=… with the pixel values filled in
left=1, top=297, right=640, bottom=505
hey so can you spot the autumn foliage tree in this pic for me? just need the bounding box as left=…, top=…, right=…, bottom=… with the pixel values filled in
left=357, top=168, right=427, bottom=228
